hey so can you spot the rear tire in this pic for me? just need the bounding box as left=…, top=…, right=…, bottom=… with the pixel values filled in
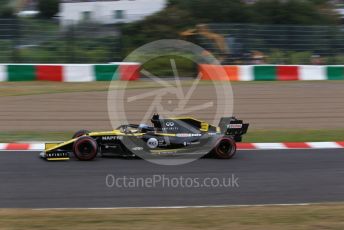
left=213, top=137, right=236, bottom=159
left=72, top=129, right=90, bottom=139
left=73, top=136, right=98, bottom=161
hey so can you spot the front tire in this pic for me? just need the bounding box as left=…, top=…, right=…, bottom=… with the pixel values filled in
left=213, top=137, right=236, bottom=159
left=73, top=136, right=98, bottom=161
left=72, top=129, right=90, bottom=139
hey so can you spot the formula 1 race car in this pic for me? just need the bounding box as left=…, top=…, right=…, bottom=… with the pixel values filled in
left=40, top=114, right=249, bottom=161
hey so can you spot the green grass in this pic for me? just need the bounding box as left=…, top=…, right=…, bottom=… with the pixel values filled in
left=244, top=129, right=344, bottom=143
left=1, top=80, right=342, bottom=97
left=0, top=203, right=344, bottom=229
left=0, top=82, right=110, bottom=97
left=0, top=131, right=73, bottom=142
left=1, top=130, right=343, bottom=143
left=0, top=80, right=218, bottom=97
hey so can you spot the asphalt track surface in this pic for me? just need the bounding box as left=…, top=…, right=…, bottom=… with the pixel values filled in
left=0, top=149, right=343, bottom=208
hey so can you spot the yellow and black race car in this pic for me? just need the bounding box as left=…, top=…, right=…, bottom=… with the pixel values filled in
left=40, top=114, right=249, bottom=161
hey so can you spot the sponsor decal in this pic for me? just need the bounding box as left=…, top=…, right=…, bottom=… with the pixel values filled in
left=176, top=133, right=202, bottom=137
left=184, top=141, right=201, bottom=146
left=228, top=124, right=242, bottom=129
left=158, top=139, right=167, bottom=147
left=177, top=133, right=192, bottom=137
left=147, top=138, right=159, bottom=149
left=165, top=122, right=175, bottom=127
left=47, top=152, right=68, bottom=158
left=192, top=133, right=202, bottom=137
left=190, top=141, right=201, bottom=145
left=132, top=147, right=143, bottom=151
left=157, top=150, right=177, bottom=155
left=102, top=136, right=123, bottom=141
left=161, top=127, right=179, bottom=131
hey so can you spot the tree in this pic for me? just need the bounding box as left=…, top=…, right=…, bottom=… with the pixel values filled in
left=122, top=0, right=340, bottom=55
left=0, top=5, right=14, bottom=18
left=38, top=0, right=59, bottom=18
left=168, top=0, right=339, bottom=25
left=122, top=6, right=196, bottom=54
left=0, top=0, right=15, bottom=18
left=168, top=0, right=251, bottom=23
left=250, top=0, right=339, bottom=25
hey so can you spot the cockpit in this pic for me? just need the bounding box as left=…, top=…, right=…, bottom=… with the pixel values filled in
left=117, top=124, right=155, bottom=134
left=117, top=114, right=217, bottom=134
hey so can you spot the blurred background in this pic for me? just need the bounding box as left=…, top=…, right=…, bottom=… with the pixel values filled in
left=2, top=2, right=344, bottom=223
left=1, top=0, right=344, bottom=67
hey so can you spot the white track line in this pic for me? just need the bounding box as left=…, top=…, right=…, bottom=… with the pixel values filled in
left=33, top=203, right=316, bottom=211
left=253, top=143, right=286, bottom=149
left=306, top=142, right=342, bottom=149
left=0, top=143, right=7, bottom=150
left=28, top=143, right=45, bottom=150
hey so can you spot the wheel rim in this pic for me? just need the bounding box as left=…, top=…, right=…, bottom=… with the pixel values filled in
left=73, top=136, right=98, bottom=161
left=78, top=141, right=94, bottom=156
left=215, top=138, right=235, bottom=158
left=218, top=140, right=231, bottom=155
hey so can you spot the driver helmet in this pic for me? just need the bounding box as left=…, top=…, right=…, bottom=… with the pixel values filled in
left=138, top=123, right=149, bottom=130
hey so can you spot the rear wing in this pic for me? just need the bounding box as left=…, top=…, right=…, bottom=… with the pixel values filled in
left=218, top=117, right=249, bottom=142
